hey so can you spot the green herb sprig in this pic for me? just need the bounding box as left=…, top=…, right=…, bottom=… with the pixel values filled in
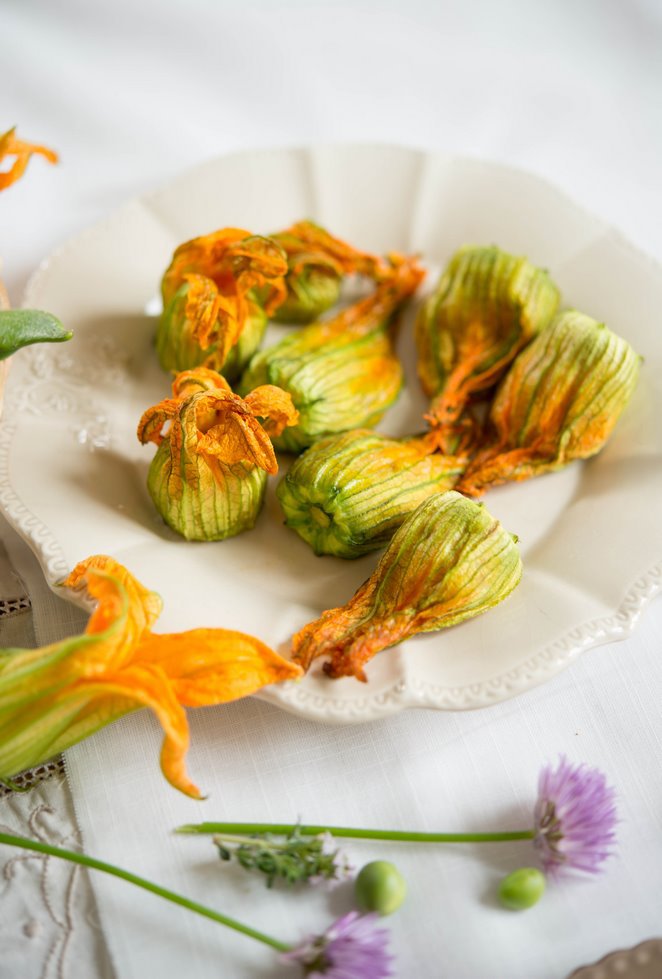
left=213, top=829, right=353, bottom=888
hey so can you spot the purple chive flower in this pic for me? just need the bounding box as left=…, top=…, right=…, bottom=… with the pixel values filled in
left=533, top=756, right=617, bottom=877
left=283, top=911, right=394, bottom=978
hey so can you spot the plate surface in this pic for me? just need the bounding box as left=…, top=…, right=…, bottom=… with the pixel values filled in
left=1, top=145, right=661, bottom=723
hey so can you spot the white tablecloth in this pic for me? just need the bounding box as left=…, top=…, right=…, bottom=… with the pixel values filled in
left=2, top=2, right=662, bottom=977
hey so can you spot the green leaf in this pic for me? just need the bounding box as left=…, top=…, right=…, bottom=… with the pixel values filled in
left=0, top=309, right=72, bottom=360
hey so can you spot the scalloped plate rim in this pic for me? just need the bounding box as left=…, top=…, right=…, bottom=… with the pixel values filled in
left=567, top=938, right=662, bottom=978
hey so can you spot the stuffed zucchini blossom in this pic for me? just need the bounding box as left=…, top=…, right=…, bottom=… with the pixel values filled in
left=138, top=367, right=298, bottom=541
left=157, top=228, right=288, bottom=380
left=417, top=245, right=560, bottom=450
left=240, top=255, right=425, bottom=453
left=0, top=556, right=302, bottom=798
left=458, top=311, right=641, bottom=496
left=277, top=428, right=466, bottom=559
left=292, top=491, right=522, bottom=681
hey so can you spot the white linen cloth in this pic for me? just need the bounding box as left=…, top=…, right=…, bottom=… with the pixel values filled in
left=2, top=1, right=662, bottom=976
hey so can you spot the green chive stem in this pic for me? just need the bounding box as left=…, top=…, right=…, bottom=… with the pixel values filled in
left=0, top=833, right=289, bottom=953
left=175, top=822, right=535, bottom=844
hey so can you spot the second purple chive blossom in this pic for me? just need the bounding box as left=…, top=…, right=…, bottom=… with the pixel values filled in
left=283, top=911, right=394, bottom=979
left=0, top=832, right=393, bottom=979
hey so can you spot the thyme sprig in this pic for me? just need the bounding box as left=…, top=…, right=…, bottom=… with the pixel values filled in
left=213, top=828, right=353, bottom=888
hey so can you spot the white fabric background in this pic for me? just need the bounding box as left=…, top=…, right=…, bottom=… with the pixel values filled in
left=2, top=1, right=662, bottom=977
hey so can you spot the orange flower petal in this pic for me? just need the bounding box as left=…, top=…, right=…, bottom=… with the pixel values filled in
left=325, top=256, right=426, bottom=338
left=182, top=272, right=245, bottom=360
left=136, top=398, right=182, bottom=447
left=137, top=628, right=302, bottom=706
left=2, top=558, right=301, bottom=797
left=163, top=228, right=253, bottom=300
left=64, top=555, right=162, bottom=650
left=196, top=395, right=279, bottom=473
left=227, top=235, right=288, bottom=287
left=224, top=236, right=288, bottom=316
left=93, top=663, right=200, bottom=798
left=171, top=367, right=231, bottom=398
left=182, top=274, right=227, bottom=351
left=283, top=220, right=389, bottom=280
left=0, top=127, right=58, bottom=192
left=244, top=384, right=300, bottom=437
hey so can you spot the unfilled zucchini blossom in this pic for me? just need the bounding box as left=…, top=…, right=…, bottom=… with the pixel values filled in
left=458, top=310, right=641, bottom=496
left=417, top=246, right=560, bottom=447
left=137, top=368, right=298, bottom=540
left=292, top=491, right=522, bottom=680
left=277, top=428, right=466, bottom=559
left=0, top=127, right=58, bottom=192
left=240, top=256, right=425, bottom=453
left=157, top=229, right=288, bottom=379
left=0, top=556, right=302, bottom=798
left=269, top=220, right=391, bottom=323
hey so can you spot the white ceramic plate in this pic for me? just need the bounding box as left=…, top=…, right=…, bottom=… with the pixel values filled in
left=1, top=145, right=661, bottom=723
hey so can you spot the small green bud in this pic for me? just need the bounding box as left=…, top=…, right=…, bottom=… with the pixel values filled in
left=498, top=867, right=546, bottom=910
left=354, top=860, right=407, bottom=916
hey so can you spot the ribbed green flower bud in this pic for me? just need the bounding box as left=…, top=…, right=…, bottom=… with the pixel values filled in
left=417, top=246, right=560, bottom=441
left=458, top=310, right=641, bottom=495
left=240, top=327, right=402, bottom=453
left=157, top=283, right=266, bottom=382
left=146, top=441, right=267, bottom=541
left=137, top=368, right=298, bottom=541
left=239, top=258, right=424, bottom=453
left=277, top=429, right=465, bottom=558
left=292, top=491, right=522, bottom=680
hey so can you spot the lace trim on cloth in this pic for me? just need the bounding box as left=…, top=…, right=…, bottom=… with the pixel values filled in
left=0, top=574, right=114, bottom=976
left=1, top=758, right=67, bottom=799
left=0, top=595, right=32, bottom=615
left=0, top=773, right=115, bottom=979
left=0, top=591, right=66, bottom=798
